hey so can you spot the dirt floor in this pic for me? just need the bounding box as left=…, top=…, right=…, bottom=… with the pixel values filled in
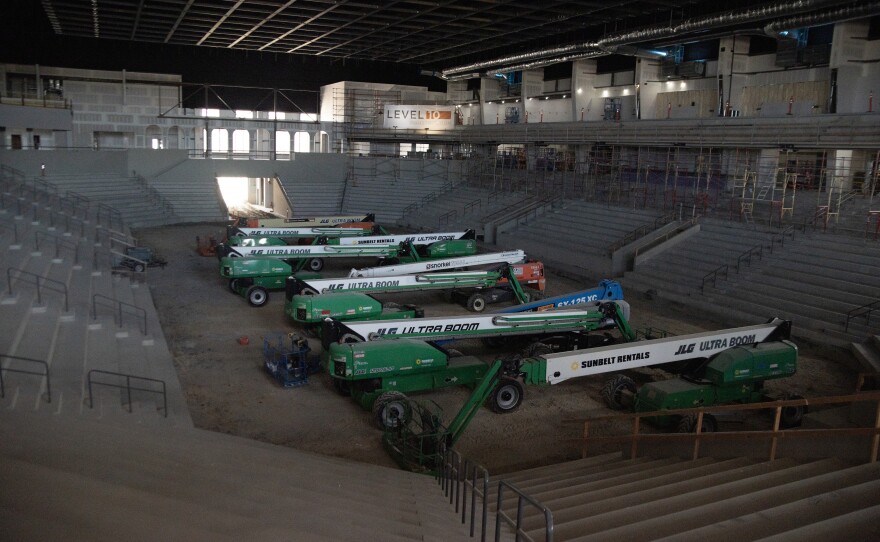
left=136, top=223, right=859, bottom=474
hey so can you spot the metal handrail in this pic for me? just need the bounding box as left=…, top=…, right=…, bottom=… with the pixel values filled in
left=0, top=353, right=51, bottom=403
left=0, top=222, right=21, bottom=244
left=34, top=231, right=80, bottom=264
left=65, top=190, right=92, bottom=217
left=437, top=448, right=491, bottom=541
left=439, top=209, right=458, bottom=225
left=573, top=392, right=880, bottom=463
left=87, top=369, right=167, bottom=417
left=96, top=202, right=124, bottom=231
left=700, top=264, right=728, bottom=293
left=846, top=300, right=880, bottom=332
left=495, top=481, right=554, bottom=542
left=134, top=174, right=176, bottom=217
left=462, top=458, right=490, bottom=540
left=607, top=213, right=677, bottom=256
left=92, top=293, right=148, bottom=335
left=463, top=198, right=482, bottom=215
left=5, top=267, right=69, bottom=312
left=802, top=205, right=830, bottom=233
left=769, top=225, right=794, bottom=254
left=48, top=209, right=89, bottom=237
left=92, top=247, right=115, bottom=273
left=736, top=244, right=763, bottom=273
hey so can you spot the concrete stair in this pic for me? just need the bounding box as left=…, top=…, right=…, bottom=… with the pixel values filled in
left=39, top=173, right=178, bottom=228
left=277, top=176, right=345, bottom=216
left=0, top=408, right=475, bottom=542
left=621, top=219, right=880, bottom=348
left=342, top=157, right=458, bottom=224
left=0, top=188, right=191, bottom=427
left=851, top=335, right=880, bottom=373
left=496, top=201, right=666, bottom=278
left=146, top=171, right=228, bottom=225
left=485, top=454, right=880, bottom=541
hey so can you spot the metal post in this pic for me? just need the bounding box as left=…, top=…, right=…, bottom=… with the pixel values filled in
left=126, top=375, right=132, bottom=413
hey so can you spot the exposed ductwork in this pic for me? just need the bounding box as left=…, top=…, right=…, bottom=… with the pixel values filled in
left=440, top=0, right=878, bottom=79
left=764, top=1, right=880, bottom=35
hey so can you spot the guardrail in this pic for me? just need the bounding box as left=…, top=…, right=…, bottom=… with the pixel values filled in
left=86, top=369, right=167, bottom=417
left=134, top=174, right=176, bottom=218
left=801, top=205, right=829, bottom=233
left=5, top=267, right=69, bottom=312
left=0, top=222, right=21, bottom=244
left=0, top=354, right=51, bottom=403
left=64, top=190, right=92, bottom=218
left=573, top=392, right=880, bottom=463
left=631, top=220, right=697, bottom=260
left=496, top=481, right=554, bottom=542
left=438, top=449, right=490, bottom=541
left=845, top=300, right=880, bottom=333
left=92, top=247, right=114, bottom=273
left=463, top=198, right=482, bottom=215
left=608, top=213, right=677, bottom=256
left=769, top=225, right=794, bottom=254
left=736, top=244, right=763, bottom=273
left=96, top=203, right=124, bottom=231
left=700, top=264, right=728, bottom=294
left=34, top=231, right=80, bottom=264
left=92, top=293, right=148, bottom=335
left=439, top=209, right=458, bottom=226
left=47, top=209, right=88, bottom=237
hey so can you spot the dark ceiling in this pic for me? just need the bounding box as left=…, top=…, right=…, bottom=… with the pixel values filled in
left=35, top=0, right=706, bottom=67
left=1, top=0, right=877, bottom=100
left=20, top=1, right=880, bottom=75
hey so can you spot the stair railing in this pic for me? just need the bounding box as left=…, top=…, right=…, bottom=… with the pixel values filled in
left=846, top=300, right=880, bottom=332
left=438, top=449, right=490, bottom=541
left=496, top=481, right=554, bottom=542
left=35, top=231, right=80, bottom=265
left=736, top=245, right=763, bottom=273
left=92, top=293, right=148, bottom=335
left=439, top=209, right=458, bottom=226
left=86, top=369, right=167, bottom=417
left=574, top=392, right=880, bottom=463
left=700, top=264, right=728, bottom=293
left=768, top=225, right=794, bottom=254
left=5, top=267, right=69, bottom=312
left=0, top=354, right=51, bottom=403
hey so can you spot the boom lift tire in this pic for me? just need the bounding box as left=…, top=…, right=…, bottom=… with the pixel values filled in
left=373, top=391, right=411, bottom=429
left=601, top=374, right=637, bottom=410
left=133, top=263, right=146, bottom=273
left=677, top=413, right=717, bottom=433
left=246, top=285, right=269, bottom=307
left=228, top=279, right=239, bottom=292
left=308, top=258, right=324, bottom=272
left=489, top=378, right=524, bottom=413
left=467, top=293, right=487, bottom=312
left=780, top=394, right=806, bottom=428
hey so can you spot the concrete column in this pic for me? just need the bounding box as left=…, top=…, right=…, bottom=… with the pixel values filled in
left=831, top=20, right=880, bottom=114
left=572, top=59, right=599, bottom=121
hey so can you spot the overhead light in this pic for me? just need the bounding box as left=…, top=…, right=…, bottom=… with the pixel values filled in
left=577, top=88, right=582, bottom=94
